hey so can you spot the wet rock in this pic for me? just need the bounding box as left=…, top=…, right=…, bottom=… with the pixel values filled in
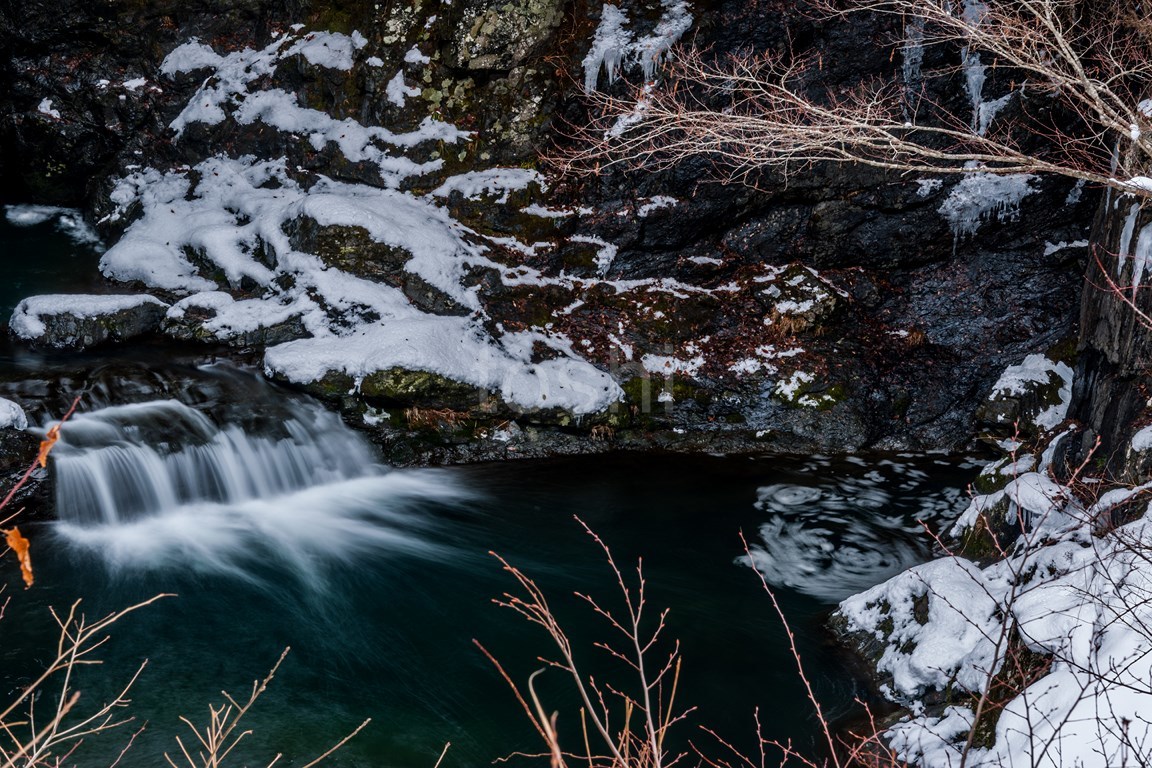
left=1068, top=201, right=1152, bottom=475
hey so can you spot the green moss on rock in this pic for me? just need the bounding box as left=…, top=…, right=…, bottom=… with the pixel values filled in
left=360, top=367, right=483, bottom=408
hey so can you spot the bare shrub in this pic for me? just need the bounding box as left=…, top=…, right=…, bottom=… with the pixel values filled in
left=561, top=0, right=1152, bottom=197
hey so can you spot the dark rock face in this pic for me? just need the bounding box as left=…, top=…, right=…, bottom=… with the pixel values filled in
left=0, top=0, right=303, bottom=203
left=1066, top=196, right=1152, bottom=478
left=0, top=0, right=1098, bottom=457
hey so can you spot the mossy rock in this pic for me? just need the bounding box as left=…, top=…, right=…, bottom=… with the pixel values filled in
left=448, top=0, right=566, bottom=71
left=284, top=217, right=468, bottom=316
left=955, top=495, right=1019, bottom=561
left=772, top=372, right=844, bottom=410
left=360, top=367, right=483, bottom=409
left=285, top=219, right=410, bottom=278
left=618, top=375, right=708, bottom=426
left=17, top=300, right=168, bottom=351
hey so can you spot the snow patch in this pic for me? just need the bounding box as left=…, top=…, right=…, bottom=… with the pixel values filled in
left=570, top=235, right=619, bottom=276
left=37, top=98, right=60, bottom=119
left=0, top=399, right=28, bottom=431
left=1132, top=425, right=1152, bottom=452
left=1042, top=239, right=1088, bottom=256
left=386, top=71, right=421, bottom=107
left=404, top=46, right=431, bottom=65
left=637, top=195, right=678, bottom=217
left=990, top=354, right=1073, bottom=431
left=431, top=168, right=543, bottom=203
left=284, top=31, right=360, bottom=71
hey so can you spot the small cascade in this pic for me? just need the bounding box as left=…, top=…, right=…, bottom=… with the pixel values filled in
left=53, top=399, right=379, bottom=525
left=47, top=369, right=470, bottom=576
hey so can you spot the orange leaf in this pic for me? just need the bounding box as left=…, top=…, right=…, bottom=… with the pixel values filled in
left=37, top=424, right=60, bottom=469
left=4, top=527, right=33, bottom=588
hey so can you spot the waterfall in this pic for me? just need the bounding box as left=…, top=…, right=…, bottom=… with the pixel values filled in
left=49, top=382, right=470, bottom=577
left=53, top=399, right=380, bottom=525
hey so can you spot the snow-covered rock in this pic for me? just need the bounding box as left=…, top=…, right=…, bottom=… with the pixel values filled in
left=976, top=354, right=1073, bottom=435
left=0, top=399, right=28, bottom=431
left=10, top=294, right=168, bottom=349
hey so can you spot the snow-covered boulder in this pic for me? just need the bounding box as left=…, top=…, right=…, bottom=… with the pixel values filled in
left=0, top=399, right=28, bottom=431
left=832, top=557, right=1002, bottom=704
left=0, top=398, right=38, bottom=479
left=975, top=354, right=1073, bottom=436
left=10, top=294, right=169, bottom=349
left=163, top=292, right=310, bottom=348
left=263, top=319, right=622, bottom=418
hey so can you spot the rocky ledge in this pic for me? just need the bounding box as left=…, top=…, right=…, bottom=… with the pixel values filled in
left=0, top=0, right=1095, bottom=462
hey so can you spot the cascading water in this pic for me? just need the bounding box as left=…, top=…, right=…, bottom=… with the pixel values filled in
left=48, top=368, right=470, bottom=577
left=54, top=399, right=380, bottom=524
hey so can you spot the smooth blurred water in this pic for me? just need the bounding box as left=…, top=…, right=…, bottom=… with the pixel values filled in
left=0, top=387, right=979, bottom=768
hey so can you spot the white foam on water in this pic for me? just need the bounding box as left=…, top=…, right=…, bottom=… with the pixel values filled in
left=50, top=397, right=472, bottom=583
left=739, top=463, right=967, bottom=602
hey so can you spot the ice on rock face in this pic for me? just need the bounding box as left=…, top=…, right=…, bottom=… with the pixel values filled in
left=902, top=14, right=926, bottom=101
left=582, top=1, right=693, bottom=92
left=635, top=0, right=692, bottom=81
left=939, top=172, right=1036, bottom=239
left=583, top=4, right=631, bottom=91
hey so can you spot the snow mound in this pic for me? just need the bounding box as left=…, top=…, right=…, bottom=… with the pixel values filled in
left=0, top=399, right=28, bottom=431
left=840, top=556, right=1002, bottom=700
